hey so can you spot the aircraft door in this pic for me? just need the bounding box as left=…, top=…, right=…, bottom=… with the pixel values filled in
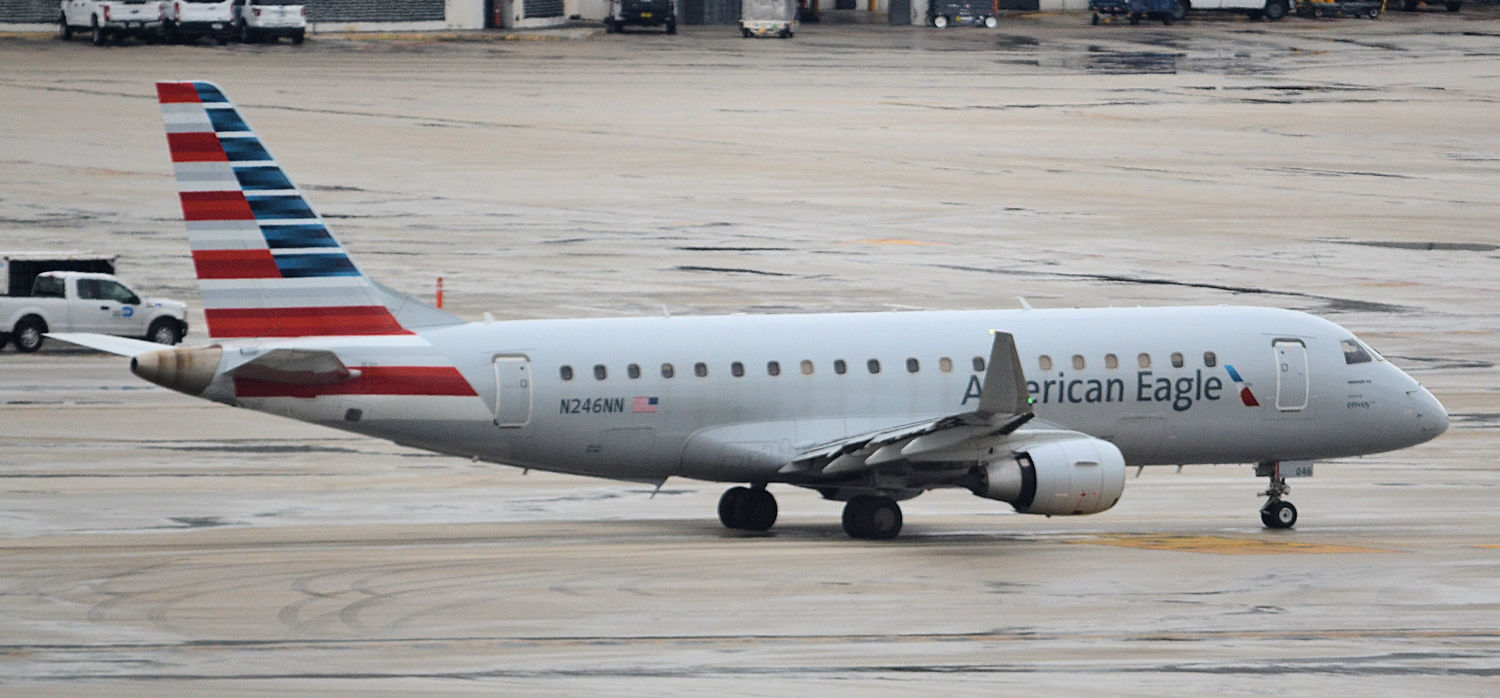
left=1273, top=340, right=1309, bottom=411
left=492, top=355, right=533, bottom=427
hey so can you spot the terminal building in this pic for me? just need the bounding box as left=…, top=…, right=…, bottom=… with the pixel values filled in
left=3, top=0, right=1053, bottom=31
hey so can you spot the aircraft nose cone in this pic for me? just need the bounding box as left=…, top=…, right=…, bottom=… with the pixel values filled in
left=1409, top=385, right=1448, bottom=441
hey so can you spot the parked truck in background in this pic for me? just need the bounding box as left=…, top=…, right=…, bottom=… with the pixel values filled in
left=164, top=0, right=236, bottom=44
left=59, top=0, right=168, bottom=46
left=1, top=254, right=188, bottom=353
left=233, top=0, right=306, bottom=44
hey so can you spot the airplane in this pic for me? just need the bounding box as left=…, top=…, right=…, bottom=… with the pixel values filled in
left=53, top=81, right=1449, bottom=540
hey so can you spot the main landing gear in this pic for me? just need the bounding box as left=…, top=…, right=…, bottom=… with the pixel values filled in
left=1256, top=461, right=1298, bottom=529
left=716, top=486, right=906, bottom=539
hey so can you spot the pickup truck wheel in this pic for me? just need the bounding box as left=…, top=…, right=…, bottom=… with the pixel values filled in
left=14, top=317, right=45, bottom=353
left=91, top=18, right=106, bottom=47
left=238, top=21, right=254, bottom=43
left=148, top=319, right=183, bottom=346
left=59, top=14, right=72, bottom=40
left=291, top=29, right=305, bottom=44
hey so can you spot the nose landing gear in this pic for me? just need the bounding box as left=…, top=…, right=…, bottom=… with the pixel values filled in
left=1256, top=461, right=1298, bottom=529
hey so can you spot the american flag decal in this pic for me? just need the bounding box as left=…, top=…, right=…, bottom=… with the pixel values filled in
left=632, top=396, right=659, bottom=413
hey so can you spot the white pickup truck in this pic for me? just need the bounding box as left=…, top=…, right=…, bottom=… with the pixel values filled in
left=59, top=0, right=168, bottom=46
left=233, top=0, right=306, bottom=44
left=164, top=0, right=236, bottom=44
left=1, top=272, right=188, bottom=353
left=1173, top=0, right=1290, bottom=20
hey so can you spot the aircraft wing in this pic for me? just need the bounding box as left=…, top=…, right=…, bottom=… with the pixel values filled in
left=781, top=331, right=1037, bottom=478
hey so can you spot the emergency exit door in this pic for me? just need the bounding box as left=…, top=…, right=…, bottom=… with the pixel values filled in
left=1273, top=340, right=1308, bottom=411
left=493, top=356, right=533, bottom=427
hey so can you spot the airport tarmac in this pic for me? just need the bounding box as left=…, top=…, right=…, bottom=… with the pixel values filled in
left=2, top=10, right=1499, bottom=694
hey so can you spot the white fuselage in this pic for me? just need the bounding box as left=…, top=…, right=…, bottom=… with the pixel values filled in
left=211, top=305, right=1446, bottom=485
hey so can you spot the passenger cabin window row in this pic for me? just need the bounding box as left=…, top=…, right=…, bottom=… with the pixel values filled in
left=558, top=355, right=987, bottom=381
left=1038, top=351, right=1219, bottom=371
left=561, top=350, right=1229, bottom=383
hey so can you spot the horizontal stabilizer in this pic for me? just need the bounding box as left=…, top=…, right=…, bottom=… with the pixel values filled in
left=47, top=333, right=164, bottom=357
left=229, top=348, right=357, bottom=385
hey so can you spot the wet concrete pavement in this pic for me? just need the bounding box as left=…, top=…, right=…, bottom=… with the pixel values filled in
left=2, top=11, right=1499, bottom=693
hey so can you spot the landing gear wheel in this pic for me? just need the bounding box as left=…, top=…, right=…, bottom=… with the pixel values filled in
left=1261, top=500, right=1297, bottom=529
left=13, top=318, right=45, bottom=353
left=841, top=495, right=902, bottom=540
left=718, top=486, right=777, bottom=532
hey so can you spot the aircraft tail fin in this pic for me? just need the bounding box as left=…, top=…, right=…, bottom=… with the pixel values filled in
left=156, top=81, right=461, bottom=339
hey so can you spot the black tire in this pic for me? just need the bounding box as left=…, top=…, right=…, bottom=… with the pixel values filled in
left=1091, top=13, right=1100, bottom=24
left=238, top=21, right=253, bottom=43
left=1367, top=7, right=1380, bottom=17
left=13, top=317, right=45, bottom=353
left=666, top=21, right=676, bottom=34
left=1171, top=0, right=1188, bottom=20
left=291, top=29, right=304, bottom=44
left=91, top=18, right=106, bottom=47
left=147, top=318, right=183, bottom=345
left=738, top=488, right=778, bottom=532
left=0, top=333, right=9, bottom=350
left=1264, top=0, right=1288, bottom=20
left=718, top=486, right=750, bottom=529
left=60, top=14, right=73, bottom=40
left=1262, top=500, right=1297, bottom=529
left=1129, top=12, right=1140, bottom=24
left=842, top=495, right=902, bottom=540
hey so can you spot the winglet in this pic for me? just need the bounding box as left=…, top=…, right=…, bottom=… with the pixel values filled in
left=978, top=331, right=1032, bottom=418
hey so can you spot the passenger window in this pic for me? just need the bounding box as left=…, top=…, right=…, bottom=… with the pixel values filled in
left=75, top=279, right=101, bottom=300
left=731, top=361, right=745, bottom=377
left=1203, top=351, right=1217, bottom=368
left=594, top=364, right=607, bottom=381
left=1039, top=355, right=1053, bottom=371
left=939, top=357, right=953, bottom=373
left=1138, top=353, right=1151, bottom=369
left=801, top=360, right=814, bottom=375
left=834, top=359, right=847, bottom=375
left=1341, top=339, right=1372, bottom=365
left=906, top=358, right=919, bottom=373
left=1072, top=355, right=1085, bottom=370
left=661, top=363, right=675, bottom=379
left=99, top=280, right=140, bottom=305
left=972, top=356, right=986, bottom=372
left=560, top=365, right=574, bottom=381
left=627, top=363, right=641, bottom=379
left=33, top=276, right=64, bottom=298
left=1171, top=352, right=1184, bottom=368
left=867, top=359, right=881, bottom=374
left=695, top=362, right=708, bottom=378
left=767, top=361, right=781, bottom=377
left=1105, top=354, right=1118, bottom=370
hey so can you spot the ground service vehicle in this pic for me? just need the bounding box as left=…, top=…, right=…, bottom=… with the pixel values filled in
left=1, top=272, right=187, bottom=353
left=928, top=0, right=998, bottom=27
left=740, top=0, right=797, bottom=37
left=164, top=0, right=235, bottom=43
left=1173, top=0, right=1289, bottom=19
left=59, top=0, right=167, bottom=46
left=233, top=0, right=305, bottom=44
left=605, top=0, right=677, bottom=34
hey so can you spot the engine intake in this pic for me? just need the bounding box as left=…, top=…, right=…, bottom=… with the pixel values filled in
left=971, top=436, right=1126, bottom=516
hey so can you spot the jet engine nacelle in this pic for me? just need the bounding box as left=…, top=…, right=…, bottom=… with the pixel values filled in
left=971, top=436, right=1126, bottom=516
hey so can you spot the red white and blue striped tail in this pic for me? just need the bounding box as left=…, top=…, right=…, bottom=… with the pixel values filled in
left=157, top=81, right=457, bottom=340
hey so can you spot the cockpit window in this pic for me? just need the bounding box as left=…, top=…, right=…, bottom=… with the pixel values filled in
left=1341, top=339, right=1372, bottom=365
